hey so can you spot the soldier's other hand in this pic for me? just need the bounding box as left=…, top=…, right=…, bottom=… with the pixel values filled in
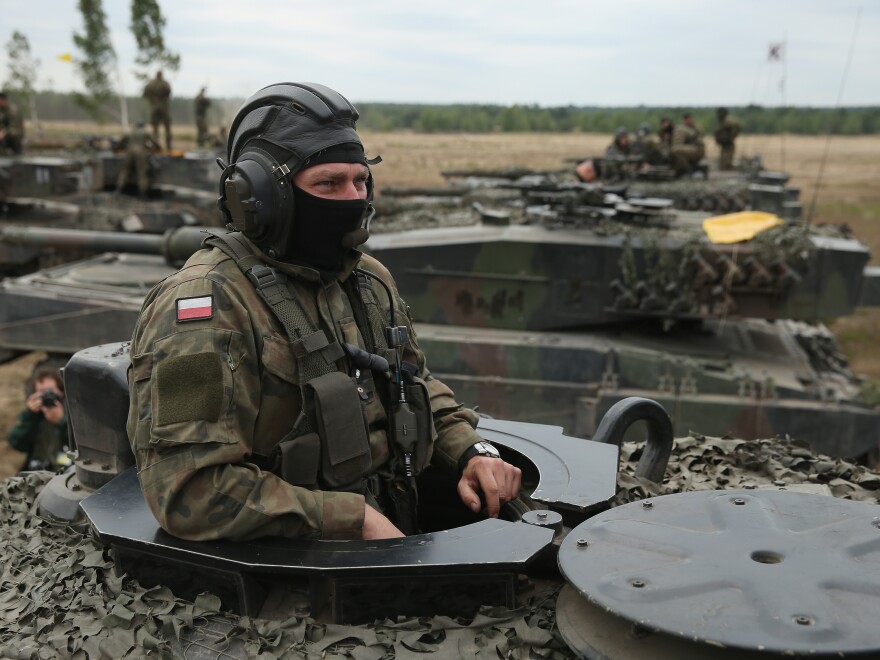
left=25, top=392, right=44, bottom=414
left=362, top=504, right=405, bottom=540
left=458, top=457, right=522, bottom=518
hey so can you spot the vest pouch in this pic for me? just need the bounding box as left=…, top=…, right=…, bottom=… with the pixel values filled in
left=269, top=431, right=320, bottom=489
left=393, top=376, right=436, bottom=475
left=307, top=371, right=372, bottom=489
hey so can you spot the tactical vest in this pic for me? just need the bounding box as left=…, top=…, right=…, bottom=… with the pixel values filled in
left=203, top=231, right=435, bottom=518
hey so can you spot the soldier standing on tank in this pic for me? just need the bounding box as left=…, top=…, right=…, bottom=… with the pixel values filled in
left=0, top=92, right=25, bottom=155
left=670, top=113, right=705, bottom=176
left=116, top=120, right=160, bottom=197
left=194, top=86, right=211, bottom=148
left=714, top=107, right=741, bottom=170
left=143, top=71, right=172, bottom=151
left=126, top=82, right=522, bottom=543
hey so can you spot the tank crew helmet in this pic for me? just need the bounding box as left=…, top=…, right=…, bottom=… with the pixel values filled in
left=218, top=82, right=380, bottom=269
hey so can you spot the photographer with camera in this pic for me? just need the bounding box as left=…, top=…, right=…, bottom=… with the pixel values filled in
left=7, top=366, right=70, bottom=472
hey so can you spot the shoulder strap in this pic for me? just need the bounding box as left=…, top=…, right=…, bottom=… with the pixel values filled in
left=203, top=230, right=344, bottom=376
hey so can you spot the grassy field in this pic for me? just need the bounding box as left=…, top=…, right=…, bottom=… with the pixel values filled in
left=0, top=126, right=877, bottom=478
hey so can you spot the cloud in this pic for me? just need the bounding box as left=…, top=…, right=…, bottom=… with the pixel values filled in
left=1, top=0, right=877, bottom=106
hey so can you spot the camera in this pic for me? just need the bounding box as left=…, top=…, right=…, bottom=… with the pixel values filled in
left=40, top=390, right=62, bottom=407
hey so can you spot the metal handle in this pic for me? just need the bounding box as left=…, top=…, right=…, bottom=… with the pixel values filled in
left=591, top=397, right=673, bottom=483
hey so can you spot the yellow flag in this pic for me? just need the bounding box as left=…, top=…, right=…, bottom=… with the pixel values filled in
left=703, top=211, right=783, bottom=244
left=57, top=53, right=73, bottom=63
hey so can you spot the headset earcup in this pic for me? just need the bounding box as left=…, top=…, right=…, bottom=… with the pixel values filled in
left=216, top=152, right=294, bottom=238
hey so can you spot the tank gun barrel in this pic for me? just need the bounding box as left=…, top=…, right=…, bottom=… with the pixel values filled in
left=0, top=225, right=208, bottom=266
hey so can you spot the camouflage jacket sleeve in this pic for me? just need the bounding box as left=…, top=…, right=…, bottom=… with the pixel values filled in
left=127, top=259, right=365, bottom=542
left=360, top=256, right=482, bottom=472
left=7, top=408, right=42, bottom=454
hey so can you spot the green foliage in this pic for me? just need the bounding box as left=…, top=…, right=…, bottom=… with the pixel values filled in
left=354, top=103, right=880, bottom=136
left=3, top=30, right=40, bottom=116
left=21, top=90, right=880, bottom=137
left=129, top=0, right=180, bottom=82
left=72, top=0, right=117, bottom=121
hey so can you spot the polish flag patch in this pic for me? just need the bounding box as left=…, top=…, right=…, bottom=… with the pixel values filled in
left=176, top=295, right=214, bottom=322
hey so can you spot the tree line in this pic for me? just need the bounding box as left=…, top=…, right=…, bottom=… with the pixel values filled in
left=16, top=92, right=880, bottom=136
left=356, top=103, right=880, bottom=135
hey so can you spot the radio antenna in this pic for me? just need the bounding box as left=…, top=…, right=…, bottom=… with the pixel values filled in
left=805, top=6, right=863, bottom=228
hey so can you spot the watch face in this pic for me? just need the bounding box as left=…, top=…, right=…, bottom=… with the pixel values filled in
left=478, top=442, right=500, bottom=458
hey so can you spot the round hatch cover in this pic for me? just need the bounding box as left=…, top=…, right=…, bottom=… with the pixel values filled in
left=558, top=489, right=880, bottom=655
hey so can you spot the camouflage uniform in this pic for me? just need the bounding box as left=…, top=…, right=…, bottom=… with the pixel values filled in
left=0, top=98, right=24, bottom=155
left=714, top=113, right=741, bottom=170
left=127, top=237, right=481, bottom=542
left=194, top=89, right=211, bottom=148
left=116, top=124, right=159, bottom=196
left=143, top=73, right=172, bottom=151
left=670, top=122, right=705, bottom=176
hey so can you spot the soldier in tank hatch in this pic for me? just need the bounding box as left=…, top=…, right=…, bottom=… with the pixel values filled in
left=127, top=82, right=521, bottom=542
left=116, top=120, right=160, bottom=197
left=0, top=92, right=24, bottom=155
left=670, top=113, right=705, bottom=176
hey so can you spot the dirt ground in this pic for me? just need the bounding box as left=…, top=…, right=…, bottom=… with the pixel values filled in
left=1, top=127, right=878, bottom=476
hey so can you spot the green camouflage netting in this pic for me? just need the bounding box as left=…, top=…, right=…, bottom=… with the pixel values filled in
left=0, top=473, right=571, bottom=659
left=0, top=434, right=878, bottom=659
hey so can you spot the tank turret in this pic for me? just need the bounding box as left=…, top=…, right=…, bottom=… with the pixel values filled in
left=366, top=169, right=880, bottom=459
left=0, top=226, right=210, bottom=359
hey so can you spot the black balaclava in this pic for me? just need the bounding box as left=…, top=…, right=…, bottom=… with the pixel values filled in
left=285, top=143, right=371, bottom=274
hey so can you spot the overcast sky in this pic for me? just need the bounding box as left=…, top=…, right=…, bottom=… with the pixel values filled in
left=1, top=0, right=877, bottom=107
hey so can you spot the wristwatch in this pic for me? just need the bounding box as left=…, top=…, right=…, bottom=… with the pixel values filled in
left=458, top=441, right=501, bottom=474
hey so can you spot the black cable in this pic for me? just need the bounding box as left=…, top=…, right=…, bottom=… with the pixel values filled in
left=805, top=7, right=863, bottom=228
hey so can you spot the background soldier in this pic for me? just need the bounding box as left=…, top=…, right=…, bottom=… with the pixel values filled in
left=714, top=107, right=741, bottom=170
left=116, top=120, right=160, bottom=197
left=0, top=92, right=25, bottom=155
left=603, top=127, right=634, bottom=180
left=642, top=116, right=674, bottom=165
left=7, top=366, right=69, bottom=472
left=631, top=123, right=651, bottom=160
left=194, top=86, right=211, bottom=148
left=143, top=71, right=172, bottom=151
left=670, top=113, right=705, bottom=176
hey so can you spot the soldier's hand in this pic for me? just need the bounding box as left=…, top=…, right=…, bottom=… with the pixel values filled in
left=458, top=457, right=522, bottom=518
left=25, top=391, right=43, bottom=414
left=362, top=504, right=405, bottom=540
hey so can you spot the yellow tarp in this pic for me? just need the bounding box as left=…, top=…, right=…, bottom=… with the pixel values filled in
left=702, top=211, right=783, bottom=244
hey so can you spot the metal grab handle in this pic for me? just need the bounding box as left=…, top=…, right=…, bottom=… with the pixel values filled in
left=591, top=397, right=674, bottom=483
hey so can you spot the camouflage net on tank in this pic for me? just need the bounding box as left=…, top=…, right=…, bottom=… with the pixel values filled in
left=615, top=434, right=880, bottom=506
left=1, top=434, right=878, bottom=659
left=0, top=473, right=571, bottom=659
